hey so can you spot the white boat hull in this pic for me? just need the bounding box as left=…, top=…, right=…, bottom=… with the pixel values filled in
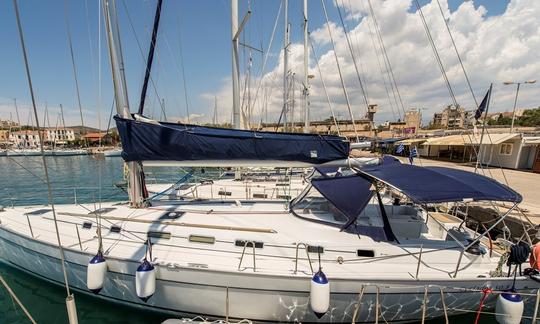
left=0, top=226, right=536, bottom=322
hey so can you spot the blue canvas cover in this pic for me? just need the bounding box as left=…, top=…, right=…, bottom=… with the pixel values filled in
left=358, top=158, right=522, bottom=204
left=115, top=116, right=350, bottom=163
left=310, top=175, right=394, bottom=241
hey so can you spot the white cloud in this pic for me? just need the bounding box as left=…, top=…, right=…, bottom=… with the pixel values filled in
left=200, top=0, right=540, bottom=126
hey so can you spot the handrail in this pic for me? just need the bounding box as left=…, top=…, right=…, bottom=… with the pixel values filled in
left=294, top=243, right=314, bottom=274
left=238, top=240, right=256, bottom=272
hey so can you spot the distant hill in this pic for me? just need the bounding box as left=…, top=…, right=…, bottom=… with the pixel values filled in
left=66, top=125, right=101, bottom=133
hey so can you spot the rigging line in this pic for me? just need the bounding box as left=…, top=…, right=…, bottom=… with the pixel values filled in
left=336, top=0, right=370, bottom=116
left=369, top=1, right=402, bottom=116
left=6, top=156, right=46, bottom=183
left=434, top=0, right=478, bottom=108
left=361, top=0, right=398, bottom=121
left=137, top=0, right=163, bottom=115
left=0, top=275, right=37, bottom=324
left=320, top=0, right=359, bottom=141
left=84, top=0, right=100, bottom=133
left=367, top=0, right=406, bottom=116
left=97, top=0, right=103, bottom=148
left=308, top=34, right=341, bottom=136
left=251, top=0, right=282, bottom=128
left=161, top=33, right=189, bottom=123
left=64, top=0, right=87, bottom=147
left=120, top=0, right=165, bottom=118
left=414, top=0, right=458, bottom=108
left=176, top=13, right=191, bottom=123
left=13, top=0, right=73, bottom=299
left=346, top=0, right=371, bottom=102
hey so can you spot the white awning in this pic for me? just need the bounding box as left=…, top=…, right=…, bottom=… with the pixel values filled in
left=422, top=133, right=521, bottom=146
left=467, top=133, right=520, bottom=145
left=524, top=137, right=540, bottom=145
left=394, top=138, right=427, bottom=146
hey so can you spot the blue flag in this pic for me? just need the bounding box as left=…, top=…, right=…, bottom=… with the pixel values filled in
left=474, top=87, right=491, bottom=120
left=409, top=146, right=418, bottom=165
left=396, top=143, right=405, bottom=154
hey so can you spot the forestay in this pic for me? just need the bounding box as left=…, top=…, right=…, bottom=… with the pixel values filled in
left=115, top=116, right=350, bottom=163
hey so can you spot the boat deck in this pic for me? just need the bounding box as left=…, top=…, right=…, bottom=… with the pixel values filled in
left=0, top=201, right=503, bottom=281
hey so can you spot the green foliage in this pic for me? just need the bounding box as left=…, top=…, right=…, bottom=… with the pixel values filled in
left=487, top=114, right=512, bottom=126
left=487, top=108, right=540, bottom=127
left=520, top=107, right=540, bottom=126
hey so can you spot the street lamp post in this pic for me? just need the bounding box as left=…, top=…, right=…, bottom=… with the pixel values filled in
left=503, top=80, right=536, bottom=133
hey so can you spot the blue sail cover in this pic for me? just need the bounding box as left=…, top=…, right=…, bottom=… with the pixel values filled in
left=358, top=158, right=522, bottom=204
left=115, top=116, right=350, bottom=163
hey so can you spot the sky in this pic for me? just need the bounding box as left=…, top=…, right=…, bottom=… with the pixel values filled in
left=0, top=0, right=538, bottom=129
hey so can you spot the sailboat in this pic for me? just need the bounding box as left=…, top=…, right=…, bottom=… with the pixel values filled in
left=1, top=1, right=538, bottom=323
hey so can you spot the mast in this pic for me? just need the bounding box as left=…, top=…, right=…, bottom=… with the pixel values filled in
left=102, top=0, right=145, bottom=206
left=282, top=0, right=289, bottom=131
left=59, top=104, right=66, bottom=129
left=13, top=99, right=21, bottom=131
left=302, top=0, right=309, bottom=133
left=213, top=95, right=218, bottom=125
left=231, top=0, right=241, bottom=129
left=137, top=0, right=163, bottom=116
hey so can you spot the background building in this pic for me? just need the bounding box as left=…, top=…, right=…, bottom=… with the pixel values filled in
left=45, top=128, right=79, bottom=145
left=432, top=105, right=467, bottom=129
left=0, top=119, right=18, bottom=129
left=9, top=130, right=42, bottom=148
left=404, top=108, right=422, bottom=133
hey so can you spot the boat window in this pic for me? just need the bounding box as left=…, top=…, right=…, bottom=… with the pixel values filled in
left=235, top=240, right=263, bottom=249
left=110, top=225, right=121, bottom=233
left=308, top=245, right=324, bottom=254
left=148, top=231, right=171, bottom=239
left=189, top=235, right=215, bottom=244
left=357, top=249, right=375, bottom=257
left=292, top=187, right=349, bottom=226
left=82, top=221, right=92, bottom=229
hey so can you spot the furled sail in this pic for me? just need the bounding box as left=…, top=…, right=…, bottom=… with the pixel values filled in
left=115, top=115, right=350, bottom=164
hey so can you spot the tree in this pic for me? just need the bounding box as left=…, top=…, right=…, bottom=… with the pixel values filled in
left=519, top=107, right=540, bottom=127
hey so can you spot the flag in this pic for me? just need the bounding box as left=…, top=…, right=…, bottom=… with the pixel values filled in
left=409, top=146, right=418, bottom=165
left=474, top=87, right=492, bottom=121
left=395, top=143, right=405, bottom=154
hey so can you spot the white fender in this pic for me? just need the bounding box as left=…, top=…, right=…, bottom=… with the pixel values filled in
left=495, top=291, right=524, bottom=324
left=310, top=270, right=330, bottom=319
left=136, top=259, right=156, bottom=302
left=86, top=252, right=107, bottom=294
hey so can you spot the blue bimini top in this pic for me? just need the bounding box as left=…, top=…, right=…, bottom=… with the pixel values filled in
left=357, top=158, right=522, bottom=204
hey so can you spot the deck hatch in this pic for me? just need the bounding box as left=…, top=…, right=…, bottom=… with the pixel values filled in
left=189, top=235, right=215, bottom=244
left=88, top=207, right=116, bottom=215
left=161, top=211, right=184, bottom=220
left=26, top=209, right=51, bottom=215
left=235, top=240, right=263, bottom=249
